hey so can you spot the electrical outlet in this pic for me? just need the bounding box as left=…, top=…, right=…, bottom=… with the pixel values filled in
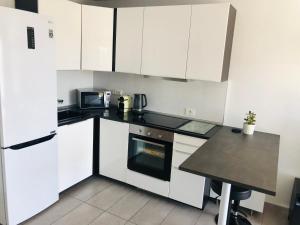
left=184, top=108, right=197, bottom=117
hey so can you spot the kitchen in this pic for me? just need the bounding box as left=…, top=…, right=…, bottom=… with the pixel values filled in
left=0, top=0, right=298, bottom=225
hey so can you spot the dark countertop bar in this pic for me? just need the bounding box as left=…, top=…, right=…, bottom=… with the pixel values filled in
left=57, top=106, right=221, bottom=139
left=180, top=126, right=280, bottom=196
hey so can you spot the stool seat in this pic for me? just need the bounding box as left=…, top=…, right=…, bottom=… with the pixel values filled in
left=211, top=180, right=252, bottom=225
left=211, top=180, right=252, bottom=200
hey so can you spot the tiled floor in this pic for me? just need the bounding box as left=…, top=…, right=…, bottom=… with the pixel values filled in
left=22, top=176, right=289, bottom=225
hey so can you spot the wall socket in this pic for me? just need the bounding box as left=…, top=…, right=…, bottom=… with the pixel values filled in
left=111, top=89, right=124, bottom=96
left=184, top=108, right=197, bottom=117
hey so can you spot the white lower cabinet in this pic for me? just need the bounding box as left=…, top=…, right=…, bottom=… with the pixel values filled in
left=99, top=119, right=129, bottom=182
left=240, top=191, right=265, bottom=213
left=170, top=169, right=206, bottom=208
left=127, top=170, right=170, bottom=197
left=57, top=119, right=93, bottom=192
left=169, top=134, right=208, bottom=208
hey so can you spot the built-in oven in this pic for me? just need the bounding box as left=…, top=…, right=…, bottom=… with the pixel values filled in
left=128, top=124, right=174, bottom=181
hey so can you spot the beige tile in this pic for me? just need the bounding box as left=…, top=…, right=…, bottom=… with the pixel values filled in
left=161, top=203, right=201, bottom=225
left=52, top=203, right=103, bottom=225
left=195, top=212, right=216, bottom=225
left=87, top=183, right=131, bottom=210
left=125, top=222, right=136, bottom=225
left=203, top=201, right=219, bottom=215
left=196, top=201, right=219, bottom=225
left=21, top=196, right=81, bottom=225
left=66, top=177, right=113, bottom=201
left=108, top=190, right=151, bottom=220
left=90, top=212, right=126, bottom=225
left=262, top=203, right=289, bottom=225
left=130, top=197, right=175, bottom=225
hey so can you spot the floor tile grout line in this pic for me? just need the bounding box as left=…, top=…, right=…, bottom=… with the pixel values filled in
left=158, top=202, right=177, bottom=225
left=69, top=181, right=114, bottom=203
left=127, top=192, right=158, bottom=224
left=192, top=210, right=204, bottom=225
left=126, top=195, right=152, bottom=222
left=105, top=187, right=134, bottom=212
left=83, top=181, right=115, bottom=202
left=49, top=201, right=91, bottom=225
left=107, top=190, right=152, bottom=222
left=81, top=185, right=132, bottom=212
left=87, top=209, right=106, bottom=225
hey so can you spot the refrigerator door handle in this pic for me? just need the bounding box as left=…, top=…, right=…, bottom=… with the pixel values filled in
left=2, top=134, right=56, bottom=150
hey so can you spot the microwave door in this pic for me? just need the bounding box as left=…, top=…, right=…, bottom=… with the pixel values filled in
left=82, top=92, right=104, bottom=109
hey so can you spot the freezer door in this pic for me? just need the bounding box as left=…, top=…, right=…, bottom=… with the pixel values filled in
left=0, top=7, right=57, bottom=147
left=3, top=135, right=58, bottom=225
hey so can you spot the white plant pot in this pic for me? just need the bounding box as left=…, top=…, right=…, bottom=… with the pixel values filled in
left=243, top=123, right=256, bottom=135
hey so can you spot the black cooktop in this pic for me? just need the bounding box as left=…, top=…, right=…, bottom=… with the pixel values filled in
left=132, top=112, right=189, bottom=129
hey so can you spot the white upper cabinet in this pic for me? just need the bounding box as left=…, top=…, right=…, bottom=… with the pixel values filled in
left=116, top=7, right=144, bottom=74
left=39, top=0, right=82, bottom=70
left=186, top=3, right=236, bottom=82
left=141, top=5, right=191, bottom=79
left=82, top=5, right=114, bottom=72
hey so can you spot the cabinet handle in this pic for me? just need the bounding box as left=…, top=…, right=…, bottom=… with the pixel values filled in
left=174, top=148, right=193, bottom=155
left=132, top=138, right=165, bottom=148
left=175, top=141, right=200, bottom=148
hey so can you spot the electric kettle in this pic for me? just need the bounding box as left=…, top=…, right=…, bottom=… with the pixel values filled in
left=133, top=94, right=147, bottom=112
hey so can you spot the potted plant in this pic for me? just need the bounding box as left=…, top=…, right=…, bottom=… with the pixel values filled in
left=243, top=111, right=256, bottom=135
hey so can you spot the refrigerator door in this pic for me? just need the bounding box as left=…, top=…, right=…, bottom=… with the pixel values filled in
left=0, top=7, right=57, bottom=147
left=3, top=135, right=58, bottom=225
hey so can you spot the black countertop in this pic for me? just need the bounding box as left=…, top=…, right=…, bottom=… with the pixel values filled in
left=180, top=126, right=280, bottom=196
left=58, top=106, right=221, bottom=139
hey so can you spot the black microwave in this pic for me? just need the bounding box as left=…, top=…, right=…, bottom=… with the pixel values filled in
left=77, top=89, right=111, bottom=109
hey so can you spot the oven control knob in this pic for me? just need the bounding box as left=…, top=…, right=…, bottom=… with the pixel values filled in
left=147, top=132, right=152, bottom=136
left=158, top=134, right=163, bottom=139
left=139, top=129, right=142, bottom=133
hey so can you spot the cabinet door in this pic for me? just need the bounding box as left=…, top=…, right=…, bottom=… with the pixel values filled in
left=170, top=134, right=207, bottom=208
left=82, top=5, right=114, bottom=71
left=240, top=191, right=265, bottom=213
left=186, top=3, right=235, bottom=82
left=141, top=5, right=191, bottom=79
left=58, top=119, right=93, bottom=192
left=99, top=119, right=129, bottom=182
left=116, top=7, right=144, bottom=74
left=39, top=0, right=81, bottom=70
left=126, top=170, right=170, bottom=197
left=170, top=169, right=206, bottom=208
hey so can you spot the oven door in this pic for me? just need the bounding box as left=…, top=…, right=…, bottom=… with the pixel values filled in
left=128, top=133, right=173, bottom=181
left=81, top=92, right=104, bottom=109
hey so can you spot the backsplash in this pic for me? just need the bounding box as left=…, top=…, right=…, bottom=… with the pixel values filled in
left=94, top=72, right=228, bottom=123
left=57, top=70, right=94, bottom=107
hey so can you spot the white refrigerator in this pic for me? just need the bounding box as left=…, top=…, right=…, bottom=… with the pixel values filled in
left=0, top=7, right=58, bottom=225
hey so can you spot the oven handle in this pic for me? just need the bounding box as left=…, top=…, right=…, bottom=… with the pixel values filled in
left=132, top=137, right=165, bottom=148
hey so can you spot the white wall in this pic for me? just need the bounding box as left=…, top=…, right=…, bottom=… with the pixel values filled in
left=57, top=71, right=94, bottom=106
left=224, top=0, right=300, bottom=208
left=94, top=72, right=228, bottom=123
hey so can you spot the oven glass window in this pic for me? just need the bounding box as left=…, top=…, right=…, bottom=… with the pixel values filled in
left=128, top=135, right=173, bottom=181
left=130, top=137, right=166, bottom=171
